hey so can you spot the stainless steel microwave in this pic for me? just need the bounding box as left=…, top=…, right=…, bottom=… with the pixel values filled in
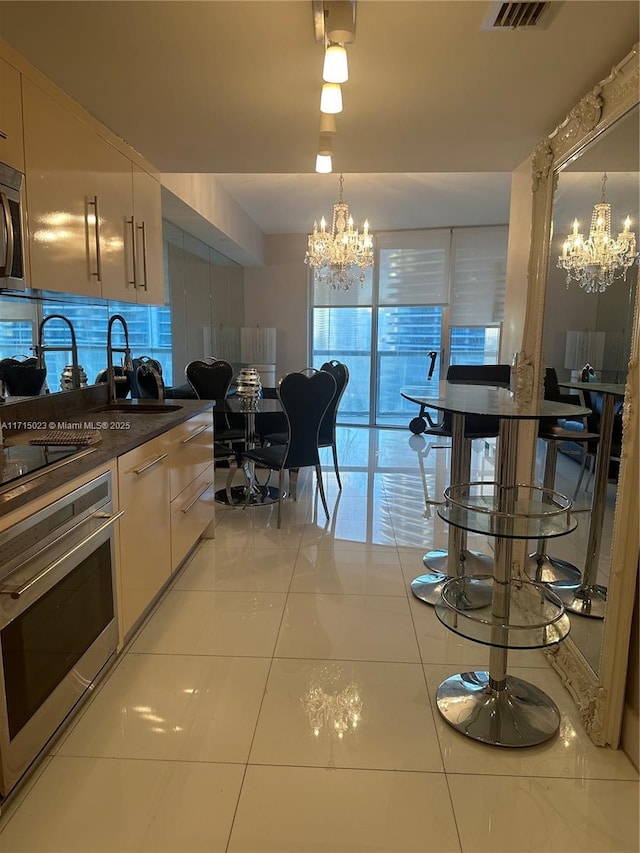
left=0, top=162, right=26, bottom=291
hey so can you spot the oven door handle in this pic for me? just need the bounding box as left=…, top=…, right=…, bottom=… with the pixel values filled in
left=0, top=510, right=125, bottom=600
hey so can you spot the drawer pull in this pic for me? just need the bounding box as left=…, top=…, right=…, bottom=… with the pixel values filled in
left=133, top=452, right=168, bottom=475
left=181, top=481, right=212, bottom=514
left=180, top=424, right=210, bottom=444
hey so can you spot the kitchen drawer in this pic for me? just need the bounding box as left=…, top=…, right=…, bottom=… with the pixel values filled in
left=167, top=412, right=214, bottom=500
left=117, top=434, right=171, bottom=638
left=170, top=463, right=215, bottom=571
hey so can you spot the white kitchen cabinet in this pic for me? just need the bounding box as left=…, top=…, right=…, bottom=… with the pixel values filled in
left=22, top=78, right=133, bottom=299
left=170, top=463, right=215, bottom=570
left=117, top=434, right=171, bottom=638
left=116, top=411, right=214, bottom=637
left=21, top=77, right=164, bottom=304
left=167, top=411, right=214, bottom=500
left=132, top=166, right=164, bottom=305
left=0, top=58, right=24, bottom=172
left=166, top=413, right=215, bottom=571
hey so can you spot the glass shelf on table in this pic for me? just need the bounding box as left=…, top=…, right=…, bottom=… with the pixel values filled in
left=437, top=481, right=577, bottom=539
left=435, top=575, right=571, bottom=649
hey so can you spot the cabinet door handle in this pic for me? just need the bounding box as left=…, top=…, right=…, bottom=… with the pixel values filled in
left=0, top=192, right=14, bottom=278
left=88, top=195, right=102, bottom=282
left=127, top=216, right=137, bottom=288
left=137, top=221, right=148, bottom=290
left=0, top=130, right=8, bottom=140
left=133, top=452, right=168, bottom=475
left=180, top=424, right=209, bottom=444
left=181, top=482, right=212, bottom=514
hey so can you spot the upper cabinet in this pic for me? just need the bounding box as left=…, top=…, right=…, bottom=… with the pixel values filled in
left=0, top=57, right=24, bottom=171
left=21, top=78, right=164, bottom=304
left=131, top=166, right=164, bottom=305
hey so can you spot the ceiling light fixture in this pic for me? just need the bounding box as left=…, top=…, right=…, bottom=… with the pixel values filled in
left=320, top=82, right=343, bottom=114
left=315, top=132, right=334, bottom=173
left=315, top=154, right=333, bottom=174
left=323, top=43, right=348, bottom=83
left=305, top=173, right=374, bottom=290
left=557, top=172, right=638, bottom=293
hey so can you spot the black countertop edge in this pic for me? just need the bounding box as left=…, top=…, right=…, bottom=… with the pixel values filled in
left=0, top=389, right=215, bottom=518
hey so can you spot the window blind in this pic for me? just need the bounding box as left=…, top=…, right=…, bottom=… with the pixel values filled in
left=378, top=229, right=450, bottom=306
left=449, top=226, right=508, bottom=325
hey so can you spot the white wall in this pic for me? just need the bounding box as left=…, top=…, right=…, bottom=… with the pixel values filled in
left=243, top=234, right=309, bottom=382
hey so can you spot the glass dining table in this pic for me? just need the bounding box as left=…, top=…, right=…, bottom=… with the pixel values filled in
left=215, top=396, right=284, bottom=507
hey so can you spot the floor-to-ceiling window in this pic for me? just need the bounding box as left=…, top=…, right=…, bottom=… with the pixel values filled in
left=311, top=225, right=508, bottom=426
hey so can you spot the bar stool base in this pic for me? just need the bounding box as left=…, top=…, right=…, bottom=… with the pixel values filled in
left=436, top=671, right=560, bottom=747
left=413, top=550, right=494, bottom=606
left=526, top=553, right=582, bottom=585
left=410, top=572, right=493, bottom=608
left=422, top=549, right=493, bottom=575
left=552, top=582, right=607, bottom=619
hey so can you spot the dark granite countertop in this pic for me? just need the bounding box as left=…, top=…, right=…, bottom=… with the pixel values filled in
left=0, top=386, right=214, bottom=517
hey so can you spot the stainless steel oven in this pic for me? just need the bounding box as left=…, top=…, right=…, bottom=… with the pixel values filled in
left=0, top=161, right=25, bottom=291
left=0, top=471, right=121, bottom=798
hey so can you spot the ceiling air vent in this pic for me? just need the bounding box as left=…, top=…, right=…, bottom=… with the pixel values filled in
left=481, top=2, right=555, bottom=30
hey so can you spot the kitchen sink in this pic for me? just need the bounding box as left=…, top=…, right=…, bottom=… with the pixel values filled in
left=90, top=403, right=184, bottom=414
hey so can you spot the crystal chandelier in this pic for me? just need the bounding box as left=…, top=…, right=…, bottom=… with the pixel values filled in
left=557, top=173, right=638, bottom=293
left=305, top=174, right=374, bottom=290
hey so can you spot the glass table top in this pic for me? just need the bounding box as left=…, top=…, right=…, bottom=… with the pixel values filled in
left=401, top=382, right=590, bottom=420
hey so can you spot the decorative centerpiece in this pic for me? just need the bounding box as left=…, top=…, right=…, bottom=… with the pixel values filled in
left=60, top=364, right=89, bottom=391
left=234, top=367, right=262, bottom=409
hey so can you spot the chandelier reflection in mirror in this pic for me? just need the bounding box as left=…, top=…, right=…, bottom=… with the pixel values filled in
left=305, top=174, right=373, bottom=290
left=301, top=664, right=362, bottom=739
left=557, top=172, right=638, bottom=293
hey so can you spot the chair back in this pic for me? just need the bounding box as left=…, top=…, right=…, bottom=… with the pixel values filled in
left=185, top=359, right=233, bottom=399
left=136, top=363, right=165, bottom=399
left=444, top=363, right=511, bottom=436
left=186, top=359, right=235, bottom=431
left=278, top=370, right=336, bottom=469
left=318, top=360, right=349, bottom=447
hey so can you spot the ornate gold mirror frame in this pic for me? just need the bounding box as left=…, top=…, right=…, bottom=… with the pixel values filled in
left=522, top=43, right=639, bottom=747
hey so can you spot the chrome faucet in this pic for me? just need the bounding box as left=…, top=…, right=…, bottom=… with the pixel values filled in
left=106, top=314, right=134, bottom=404
left=34, top=314, right=81, bottom=389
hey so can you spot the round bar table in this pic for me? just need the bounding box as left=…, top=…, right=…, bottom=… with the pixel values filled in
left=402, top=384, right=499, bottom=607
left=403, top=383, right=589, bottom=746
left=554, top=381, right=626, bottom=619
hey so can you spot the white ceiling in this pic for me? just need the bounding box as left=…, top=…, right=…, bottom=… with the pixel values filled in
left=0, top=1, right=638, bottom=238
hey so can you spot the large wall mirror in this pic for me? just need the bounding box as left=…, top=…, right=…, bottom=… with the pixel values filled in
left=524, top=43, right=639, bottom=747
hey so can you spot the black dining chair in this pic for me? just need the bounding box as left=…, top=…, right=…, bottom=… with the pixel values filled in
left=185, top=358, right=245, bottom=448
left=261, top=361, right=350, bottom=489
left=240, top=370, right=336, bottom=528
left=317, top=360, right=349, bottom=489
left=213, top=440, right=239, bottom=506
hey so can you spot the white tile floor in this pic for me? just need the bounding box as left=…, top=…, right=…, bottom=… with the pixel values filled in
left=0, top=427, right=637, bottom=852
